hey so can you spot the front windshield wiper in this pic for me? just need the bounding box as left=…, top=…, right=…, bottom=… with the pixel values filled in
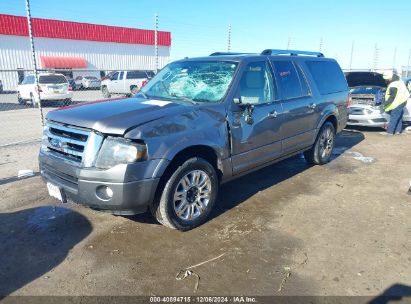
left=136, top=91, right=150, bottom=99
left=170, top=94, right=198, bottom=105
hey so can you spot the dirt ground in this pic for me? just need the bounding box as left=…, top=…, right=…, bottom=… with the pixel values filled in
left=0, top=128, right=410, bottom=299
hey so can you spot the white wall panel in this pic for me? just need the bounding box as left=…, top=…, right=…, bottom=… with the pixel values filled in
left=0, top=35, right=170, bottom=89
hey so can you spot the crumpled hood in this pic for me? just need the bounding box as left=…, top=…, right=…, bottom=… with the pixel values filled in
left=46, top=97, right=189, bottom=135
left=345, top=72, right=388, bottom=88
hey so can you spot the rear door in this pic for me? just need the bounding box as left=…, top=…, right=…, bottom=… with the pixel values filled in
left=270, top=60, right=317, bottom=154
left=116, top=71, right=125, bottom=93
left=228, top=60, right=284, bottom=175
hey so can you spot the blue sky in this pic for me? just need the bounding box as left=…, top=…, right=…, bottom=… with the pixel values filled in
left=2, top=0, right=411, bottom=70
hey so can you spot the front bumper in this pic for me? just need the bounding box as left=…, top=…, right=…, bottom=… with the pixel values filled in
left=347, top=105, right=388, bottom=127
left=39, top=151, right=166, bottom=215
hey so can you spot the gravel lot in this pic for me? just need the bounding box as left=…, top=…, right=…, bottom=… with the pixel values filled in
left=0, top=127, right=410, bottom=298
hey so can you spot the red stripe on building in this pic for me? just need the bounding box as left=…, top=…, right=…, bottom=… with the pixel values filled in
left=0, top=14, right=171, bottom=46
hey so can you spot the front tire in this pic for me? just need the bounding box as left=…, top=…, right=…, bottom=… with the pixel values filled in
left=304, top=122, right=335, bottom=165
left=102, top=86, right=111, bottom=98
left=150, top=157, right=219, bottom=231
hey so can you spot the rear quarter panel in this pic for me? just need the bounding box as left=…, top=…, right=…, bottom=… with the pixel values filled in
left=299, top=59, right=349, bottom=134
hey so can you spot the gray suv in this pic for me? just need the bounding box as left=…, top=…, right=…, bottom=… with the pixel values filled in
left=39, top=49, right=349, bottom=230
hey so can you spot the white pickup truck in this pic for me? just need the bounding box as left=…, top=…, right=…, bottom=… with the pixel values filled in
left=101, top=70, right=154, bottom=98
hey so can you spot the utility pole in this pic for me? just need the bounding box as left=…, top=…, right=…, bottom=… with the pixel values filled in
left=227, top=24, right=231, bottom=52
left=319, top=37, right=323, bottom=53
left=25, top=0, right=44, bottom=125
left=154, top=13, right=159, bottom=73
left=407, top=49, right=411, bottom=77
left=286, top=36, right=291, bottom=50
left=372, top=44, right=379, bottom=72
left=392, top=47, right=397, bottom=70
left=349, top=41, right=355, bottom=71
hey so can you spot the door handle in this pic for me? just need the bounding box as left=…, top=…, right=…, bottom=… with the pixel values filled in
left=267, top=111, right=278, bottom=118
left=308, top=103, right=316, bottom=109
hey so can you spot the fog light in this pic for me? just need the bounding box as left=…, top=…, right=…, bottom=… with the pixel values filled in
left=96, top=185, right=113, bottom=201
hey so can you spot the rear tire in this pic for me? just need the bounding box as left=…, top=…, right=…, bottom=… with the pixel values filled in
left=17, top=93, right=26, bottom=105
left=304, top=122, right=335, bottom=165
left=150, top=157, right=219, bottom=231
left=130, top=85, right=139, bottom=95
left=30, top=93, right=39, bottom=108
left=61, top=98, right=72, bottom=106
left=102, top=86, right=111, bottom=98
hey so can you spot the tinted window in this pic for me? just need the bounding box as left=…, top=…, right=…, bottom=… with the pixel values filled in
left=296, top=64, right=311, bottom=96
left=119, top=72, right=124, bottom=80
left=111, top=72, right=119, bottom=80
left=239, top=61, right=274, bottom=104
left=127, top=71, right=149, bottom=79
left=39, top=75, right=67, bottom=84
left=22, top=75, right=35, bottom=84
left=306, top=61, right=348, bottom=95
left=85, top=76, right=98, bottom=80
left=272, top=61, right=303, bottom=99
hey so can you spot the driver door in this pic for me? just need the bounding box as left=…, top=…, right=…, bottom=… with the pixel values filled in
left=227, top=60, right=284, bottom=175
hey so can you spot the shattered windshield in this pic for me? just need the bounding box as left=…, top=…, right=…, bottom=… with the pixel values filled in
left=139, top=61, right=238, bottom=103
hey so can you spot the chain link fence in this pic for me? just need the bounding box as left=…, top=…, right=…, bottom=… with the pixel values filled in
left=0, top=2, right=168, bottom=179
left=0, top=68, right=156, bottom=147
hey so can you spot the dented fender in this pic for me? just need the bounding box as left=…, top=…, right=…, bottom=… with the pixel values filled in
left=124, top=103, right=231, bottom=164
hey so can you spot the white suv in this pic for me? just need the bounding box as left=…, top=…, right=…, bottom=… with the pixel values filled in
left=17, top=73, right=73, bottom=107
left=101, top=70, right=154, bottom=98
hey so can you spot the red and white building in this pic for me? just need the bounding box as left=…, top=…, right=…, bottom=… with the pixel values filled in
left=0, top=14, right=171, bottom=90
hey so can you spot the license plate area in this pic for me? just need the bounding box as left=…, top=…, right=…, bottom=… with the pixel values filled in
left=47, top=182, right=67, bottom=203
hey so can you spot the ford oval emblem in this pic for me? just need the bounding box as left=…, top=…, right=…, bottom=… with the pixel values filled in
left=50, top=138, right=63, bottom=149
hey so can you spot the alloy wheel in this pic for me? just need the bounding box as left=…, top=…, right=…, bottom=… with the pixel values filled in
left=173, top=170, right=212, bottom=221
left=319, top=126, right=334, bottom=159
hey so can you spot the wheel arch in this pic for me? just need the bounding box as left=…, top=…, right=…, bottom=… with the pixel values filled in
left=152, top=145, right=222, bottom=205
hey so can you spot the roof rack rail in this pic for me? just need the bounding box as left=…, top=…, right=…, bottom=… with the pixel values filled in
left=261, top=49, right=324, bottom=57
left=209, top=52, right=253, bottom=56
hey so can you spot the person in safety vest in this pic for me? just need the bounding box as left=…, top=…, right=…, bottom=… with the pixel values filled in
left=382, top=71, right=409, bottom=135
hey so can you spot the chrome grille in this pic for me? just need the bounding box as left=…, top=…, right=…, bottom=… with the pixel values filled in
left=42, top=121, right=103, bottom=166
left=351, top=94, right=376, bottom=106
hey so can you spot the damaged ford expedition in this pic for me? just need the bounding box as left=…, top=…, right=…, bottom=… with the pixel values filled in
left=40, top=49, right=349, bottom=230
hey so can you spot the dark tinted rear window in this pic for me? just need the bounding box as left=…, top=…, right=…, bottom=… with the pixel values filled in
left=306, top=61, right=347, bottom=95
left=126, top=71, right=149, bottom=79
left=39, top=75, right=67, bottom=84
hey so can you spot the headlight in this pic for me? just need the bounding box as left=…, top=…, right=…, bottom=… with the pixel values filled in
left=94, top=137, right=147, bottom=169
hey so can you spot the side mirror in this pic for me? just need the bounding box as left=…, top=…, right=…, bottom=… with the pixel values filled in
left=234, top=97, right=254, bottom=125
